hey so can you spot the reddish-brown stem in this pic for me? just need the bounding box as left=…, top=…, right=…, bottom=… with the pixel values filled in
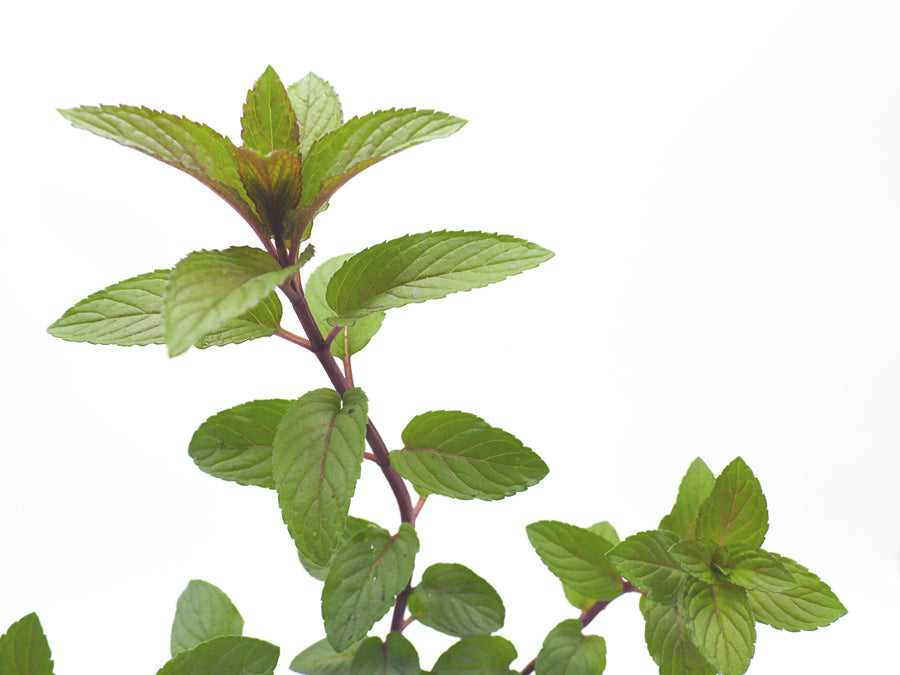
left=363, top=452, right=377, bottom=462
left=324, top=325, right=343, bottom=346
left=412, top=495, right=427, bottom=523
left=275, top=327, right=312, bottom=350
left=399, top=614, right=416, bottom=631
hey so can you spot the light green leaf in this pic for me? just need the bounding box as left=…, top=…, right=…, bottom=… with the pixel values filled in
left=193, top=291, right=284, bottom=348
left=273, top=388, right=368, bottom=566
left=298, top=516, right=377, bottom=582
left=171, top=580, right=244, bottom=656
left=696, top=458, right=768, bottom=548
left=668, top=539, right=719, bottom=584
left=391, top=411, right=547, bottom=501
left=306, top=254, right=386, bottom=359
left=59, top=105, right=255, bottom=222
left=683, top=580, right=755, bottom=675
left=745, top=553, right=846, bottom=631
left=0, top=613, right=53, bottom=675
left=526, top=520, right=623, bottom=601
left=431, top=636, right=517, bottom=675
left=660, top=458, right=716, bottom=539
left=241, top=66, right=300, bottom=155
left=713, top=545, right=796, bottom=592
left=287, top=73, right=344, bottom=157
left=607, top=530, right=687, bottom=604
left=351, top=633, right=419, bottom=675
left=640, top=595, right=715, bottom=675
left=326, top=231, right=553, bottom=326
left=534, top=619, right=606, bottom=675
left=562, top=523, right=622, bottom=610
left=156, top=636, right=279, bottom=675
left=322, top=523, right=419, bottom=651
left=408, top=563, right=505, bottom=637
left=236, top=148, right=303, bottom=240
left=163, top=246, right=310, bottom=357
left=289, top=638, right=360, bottom=675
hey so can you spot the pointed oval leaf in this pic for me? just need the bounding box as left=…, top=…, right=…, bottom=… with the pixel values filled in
left=236, top=149, right=303, bottom=240
left=241, top=66, right=300, bottom=155
left=408, top=563, right=505, bottom=637
left=562, top=522, right=622, bottom=610
left=0, top=613, right=53, bottom=675
left=639, top=595, right=715, bottom=675
left=607, top=530, right=687, bottom=604
left=534, top=619, right=606, bottom=675
left=157, top=635, right=279, bottom=675
left=287, top=73, right=344, bottom=157
left=431, top=636, right=517, bottom=675
left=290, top=638, right=360, bottom=675
left=171, top=580, right=244, bottom=656
left=390, top=411, right=547, bottom=501
left=696, top=458, right=768, bottom=548
left=683, top=580, right=756, bottom=675
left=322, top=523, right=419, bottom=651
left=273, top=388, right=368, bottom=566
left=668, top=539, right=719, bottom=583
left=297, top=516, right=377, bottom=582
left=713, top=545, right=796, bottom=592
left=660, top=458, right=716, bottom=539
left=193, top=291, right=284, bottom=348
left=526, top=520, right=623, bottom=601
left=351, top=633, right=419, bottom=675
left=326, top=231, right=553, bottom=325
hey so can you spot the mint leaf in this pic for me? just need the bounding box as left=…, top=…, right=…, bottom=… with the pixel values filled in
left=713, top=545, right=796, bottom=592
left=163, top=246, right=309, bottom=357
left=668, top=539, right=719, bottom=583
left=351, top=633, right=419, bottom=675
left=193, top=291, right=284, bottom=348
left=241, top=66, right=300, bottom=155
left=59, top=105, right=255, bottom=223
left=298, top=516, right=376, bottom=582
left=431, top=636, right=517, bottom=675
left=273, top=388, right=368, bottom=566
left=683, top=579, right=755, bottom=675
left=660, top=458, right=716, bottom=539
left=188, top=399, right=290, bottom=489
left=407, top=563, right=505, bottom=637
left=0, top=613, right=53, bottom=675
left=322, top=523, right=419, bottom=651
left=562, top=522, right=622, bottom=610
left=607, top=530, right=687, bottom=604
left=326, top=231, right=553, bottom=325
left=696, top=458, right=768, bottom=548
left=236, top=148, right=303, bottom=240
left=535, top=619, right=606, bottom=675
left=640, top=595, right=715, bottom=675
left=745, top=553, right=846, bottom=631
left=390, top=411, right=548, bottom=501
left=157, top=635, right=279, bottom=675
left=305, top=254, right=385, bottom=359
left=287, top=73, right=343, bottom=157
left=171, top=579, right=244, bottom=656
left=526, top=520, right=623, bottom=601
left=289, top=638, right=359, bottom=675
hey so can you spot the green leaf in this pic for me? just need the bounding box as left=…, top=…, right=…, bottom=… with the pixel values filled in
left=287, top=73, right=344, bottom=157
left=696, top=458, right=768, bottom=548
left=298, top=108, right=465, bottom=223
left=640, top=595, right=715, bottom=675
left=326, top=231, right=553, bottom=326
left=59, top=105, right=255, bottom=223
left=607, top=530, right=687, bottom=604
left=535, top=619, right=606, bottom=675
left=745, top=553, right=846, bottom=631
left=306, top=254, right=386, bottom=359
left=298, top=516, right=376, bottom=582
left=660, top=458, right=716, bottom=539
left=163, top=246, right=310, bottom=357
left=526, top=521, right=623, bottom=601
left=713, top=545, right=796, bottom=592
left=241, top=66, right=300, bottom=155
left=273, top=388, right=368, bottom=566
left=683, top=579, right=755, bottom=675
left=390, top=411, right=548, bottom=501
left=668, top=539, right=719, bottom=584
left=408, top=563, right=505, bottom=637
left=188, top=399, right=291, bottom=489
left=351, top=633, right=419, bottom=675
left=322, top=523, right=419, bottom=651
left=156, top=636, right=279, bottom=675
left=193, top=291, right=284, bottom=348
left=0, top=613, right=54, bottom=675
left=562, top=523, right=622, bottom=610
left=236, top=148, right=303, bottom=240
left=171, top=579, right=244, bottom=656
left=290, top=639, right=360, bottom=675
left=431, top=636, right=517, bottom=675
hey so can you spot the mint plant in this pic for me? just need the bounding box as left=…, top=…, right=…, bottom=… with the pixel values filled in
left=3, top=67, right=846, bottom=675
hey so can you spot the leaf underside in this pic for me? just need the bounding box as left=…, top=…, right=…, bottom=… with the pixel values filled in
left=170, top=579, right=244, bottom=656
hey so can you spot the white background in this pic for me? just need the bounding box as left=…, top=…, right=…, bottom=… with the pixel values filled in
left=2, top=1, right=899, bottom=673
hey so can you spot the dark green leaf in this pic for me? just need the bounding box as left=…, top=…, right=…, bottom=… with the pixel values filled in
left=526, top=521, right=623, bottom=601
left=326, top=231, right=553, bottom=326
left=660, top=458, right=716, bottom=539
left=171, top=579, right=244, bottom=656
left=607, top=530, right=687, bottom=604
left=640, top=595, right=715, bottom=675
left=713, top=545, right=796, bottom=592
left=290, top=639, right=359, bottom=675
left=322, top=523, right=419, bottom=651
left=287, top=73, right=343, bottom=157
left=156, top=636, right=279, bottom=675
left=351, top=633, right=419, bottom=675
left=431, top=636, right=517, bottom=675
left=408, top=563, right=505, bottom=637
left=0, top=613, right=53, bottom=675
left=668, top=539, right=719, bottom=584
left=745, top=553, right=846, bottom=631
left=696, top=458, right=768, bottom=548
left=236, top=149, right=303, bottom=240
left=298, top=516, right=376, bottom=582
left=683, top=579, right=755, bottom=675
left=273, top=388, right=368, bottom=566
left=390, top=411, right=547, bottom=500
left=241, top=66, right=300, bottom=155
left=535, top=619, right=606, bottom=675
